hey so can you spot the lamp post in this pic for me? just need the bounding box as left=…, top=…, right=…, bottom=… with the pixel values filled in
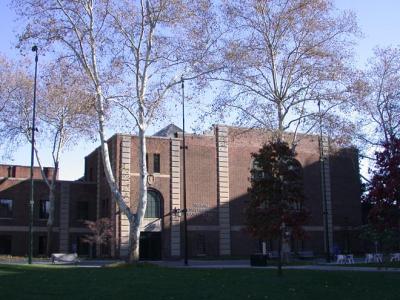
left=318, top=100, right=331, bottom=263
left=181, top=77, right=189, bottom=266
left=28, top=45, right=38, bottom=264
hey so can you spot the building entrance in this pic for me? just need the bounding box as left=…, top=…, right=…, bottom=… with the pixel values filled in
left=139, top=232, right=162, bottom=260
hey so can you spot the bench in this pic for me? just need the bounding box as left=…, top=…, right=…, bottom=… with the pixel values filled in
left=51, top=253, right=79, bottom=264
left=297, top=251, right=314, bottom=259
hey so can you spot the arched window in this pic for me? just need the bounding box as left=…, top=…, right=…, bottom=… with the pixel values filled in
left=145, top=189, right=162, bottom=218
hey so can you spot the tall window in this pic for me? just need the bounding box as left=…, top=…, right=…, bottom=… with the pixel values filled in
left=39, top=200, right=50, bottom=219
left=38, top=236, right=47, bottom=255
left=0, top=199, right=13, bottom=218
left=0, top=236, right=11, bottom=254
left=101, top=198, right=109, bottom=218
left=250, top=158, right=265, bottom=180
left=76, top=201, right=89, bottom=220
left=145, top=190, right=161, bottom=218
left=153, top=154, right=160, bottom=173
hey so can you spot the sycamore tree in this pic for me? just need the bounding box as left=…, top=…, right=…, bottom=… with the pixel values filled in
left=210, top=0, right=358, bottom=147
left=38, top=61, right=96, bottom=255
left=0, top=55, right=34, bottom=155
left=246, top=140, right=308, bottom=275
left=353, top=47, right=400, bottom=148
left=13, top=0, right=219, bottom=262
left=0, top=56, right=96, bottom=255
left=361, top=137, right=400, bottom=252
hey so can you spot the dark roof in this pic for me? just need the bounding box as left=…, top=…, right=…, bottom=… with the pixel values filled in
left=152, top=124, right=183, bottom=138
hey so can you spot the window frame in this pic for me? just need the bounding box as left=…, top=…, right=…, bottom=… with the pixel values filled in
left=145, top=190, right=161, bottom=219
left=0, top=199, right=13, bottom=218
left=153, top=153, right=161, bottom=173
left=76, top=201, right=90, bottom=221
left=39, top=199, right=50, bottom=220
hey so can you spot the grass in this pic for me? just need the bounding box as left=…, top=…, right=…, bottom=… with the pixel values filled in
left=1, top=264, right=400, bottom=300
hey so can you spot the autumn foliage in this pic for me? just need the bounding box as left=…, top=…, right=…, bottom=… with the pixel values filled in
left=246, top=141, right=309, bottom=243
left=82, top=218, right=113, bottom=257
left=362, top=137, right=400, bottom=249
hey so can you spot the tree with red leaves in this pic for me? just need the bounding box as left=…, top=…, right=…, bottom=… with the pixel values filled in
left=246, top=140, right=309, bottom=275
left=362, top=137, right=400, bottom=252
left=81, top=218, right=113, bottom=258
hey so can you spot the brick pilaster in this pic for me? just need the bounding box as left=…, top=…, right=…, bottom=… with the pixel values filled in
left=170, top=139, right=181, bottom=257
left=216, top=125, right=231, bottom=255
left=119, top=136, right=131, bottom=257
left=321, top=136, right=334, bottom=254
left=59, top=182, right=70, bottom=252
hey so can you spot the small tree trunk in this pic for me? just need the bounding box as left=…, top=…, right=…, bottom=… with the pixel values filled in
left=46, top=186, right=56, bottom=256
left=89, top=243, right=93, bottom=259
left=277, top=233, right=283, bottom=276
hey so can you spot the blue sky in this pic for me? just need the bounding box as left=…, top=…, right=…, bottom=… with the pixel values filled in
left=1, top=0, right=400, bottom=180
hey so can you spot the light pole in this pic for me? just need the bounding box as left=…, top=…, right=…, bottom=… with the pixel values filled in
left=318, top=100, right=331, bottom=263
left=181, top=77, right=189, bottom=266
left=28, top=45, right=38, bottom=264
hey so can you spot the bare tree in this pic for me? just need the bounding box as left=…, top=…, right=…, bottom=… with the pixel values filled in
left=13, top=0, right=218, bottom=263
left=0, top=55, right=34, bottom=155
left=0, top=56, right=96, bottom=255
left=352, top=46, right=400, bottom=147
left=107, top=0, right=218, bottom=261
left=37, top=60, right=96, bottom=255
left=210, top=0, right=358, bottom=146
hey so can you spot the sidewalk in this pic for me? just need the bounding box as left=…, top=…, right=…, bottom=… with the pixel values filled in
left=153, top=259, right=400, bottom=272
left=2, top=256, right=400, bottom=272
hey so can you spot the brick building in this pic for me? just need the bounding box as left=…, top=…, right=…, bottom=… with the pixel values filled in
left=0, top=124, right=362, bottom=258
left=85, top=124, right=362, bottom=259
left=0, top=165, right=96, bottom=256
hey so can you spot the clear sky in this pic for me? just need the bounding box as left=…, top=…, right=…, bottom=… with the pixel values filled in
left=1, top=0, right=400, bottom=180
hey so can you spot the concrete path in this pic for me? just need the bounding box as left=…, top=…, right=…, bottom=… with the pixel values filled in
left=152, top=259, right=400, bottom=272
left=2, top=257, right=400, bottom=272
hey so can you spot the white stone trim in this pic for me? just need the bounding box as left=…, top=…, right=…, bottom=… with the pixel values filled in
left=216, top=125, right=231, bottom=255
left=170, top=139, right=181, bottom=257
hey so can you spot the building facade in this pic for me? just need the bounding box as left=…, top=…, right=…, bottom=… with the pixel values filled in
left=0, top=124, right=362, bottom=258
left=84, top=124, right=362, bottom=259
left=0, top=165, right=96, bottom=256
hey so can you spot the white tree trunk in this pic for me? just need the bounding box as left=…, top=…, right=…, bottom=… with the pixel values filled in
left=129, top=125, right=148, bottom=262
left=94, top=88, right=139, bottom=261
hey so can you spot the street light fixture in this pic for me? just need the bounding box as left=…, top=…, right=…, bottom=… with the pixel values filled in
left=181, top=76, right=189, bottom=266
left=28, top=45, right=38, bottom=264
left=318, top=100, right=331, bottom=263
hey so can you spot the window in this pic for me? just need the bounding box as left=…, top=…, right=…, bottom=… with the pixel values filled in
left=77, top=201, right=89, bottom=220
left=0, top=235, right=11, bottom=254
left=89, top=168, right=93, bottom=181
left=38, top=236, right=47, bottom=255
left=101, top=198, right=109, bottom=218
left=145, top=190, right=161, bottom=218
left=39, top=200, right=50, bottom=219
left=76, top=236, right=89, bottom=255
left=153, top=154, right=160, bottom=173
left=250, top=158, right=265, bottom=180
left=7, top=166, right=15, bottom=177
left=146, top=153, right=149, bottom=171
left=0, top=199, right=13, bottom=218
left=196, top=234, right=206, bottom=256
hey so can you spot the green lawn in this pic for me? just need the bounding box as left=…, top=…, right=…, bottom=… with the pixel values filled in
left=1, top=264, right=399, bottom=300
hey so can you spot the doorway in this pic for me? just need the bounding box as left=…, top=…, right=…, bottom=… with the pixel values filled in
left=139, top=232, right=162, bottom=260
